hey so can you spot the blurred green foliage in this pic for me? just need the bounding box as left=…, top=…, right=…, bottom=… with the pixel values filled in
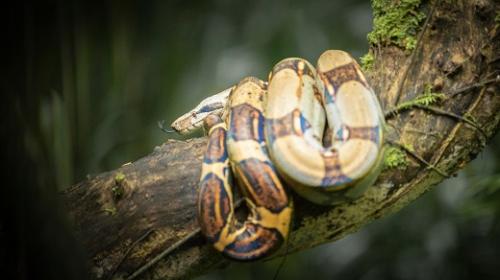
left=26, top=0, right=374, bottom=189
left=9, top=0, right=500, bottom=279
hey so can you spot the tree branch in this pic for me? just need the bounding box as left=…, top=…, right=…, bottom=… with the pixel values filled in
left=63, top=0, right=500, bottom=279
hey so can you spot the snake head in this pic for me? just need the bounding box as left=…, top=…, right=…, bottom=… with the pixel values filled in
left=170, top=86, right=233, bottom=135
left=170, top=111, right=203, bottom=135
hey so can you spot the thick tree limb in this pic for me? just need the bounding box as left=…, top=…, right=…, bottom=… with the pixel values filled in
left=63, top=1, right=500, bottom=279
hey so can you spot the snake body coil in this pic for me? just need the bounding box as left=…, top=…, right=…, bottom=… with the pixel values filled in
left=198, top=78, right=292, bottom=260
left=172, top=50, right=385, bottom=261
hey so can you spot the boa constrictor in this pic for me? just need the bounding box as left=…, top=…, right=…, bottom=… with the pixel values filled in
left=171, top=50, right=385, bottom=261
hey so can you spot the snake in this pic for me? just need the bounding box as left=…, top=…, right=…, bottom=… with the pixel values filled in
left=171, top=50, right=385, bottom=261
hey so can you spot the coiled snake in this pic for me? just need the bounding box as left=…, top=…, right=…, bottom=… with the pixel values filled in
left=171, top=50, right=385, bottom=261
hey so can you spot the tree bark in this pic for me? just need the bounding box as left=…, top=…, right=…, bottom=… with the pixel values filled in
left=63, top=0, right=500, bottom=279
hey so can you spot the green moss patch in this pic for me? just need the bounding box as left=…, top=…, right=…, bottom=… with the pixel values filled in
left=114, top=172, right=126, bottom=183
left=360, top=52, right=375, bottom=71
left=112, top=172, right=126, bottom=200
left=367, top=0, right=426, bottom=50
left=384, top=146, right=409, bottom=170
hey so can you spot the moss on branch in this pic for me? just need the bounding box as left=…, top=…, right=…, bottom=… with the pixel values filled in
left=367, top=0, right=426, bottom=50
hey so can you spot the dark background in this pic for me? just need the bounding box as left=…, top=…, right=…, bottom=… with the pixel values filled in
left=2, top=1, right=499, bottom=279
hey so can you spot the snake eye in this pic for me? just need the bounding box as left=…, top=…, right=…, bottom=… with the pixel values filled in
left=191, top=112, right=197, bottom=118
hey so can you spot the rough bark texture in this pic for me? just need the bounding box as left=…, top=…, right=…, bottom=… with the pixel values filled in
left=63, top=1, right=500, bottom=279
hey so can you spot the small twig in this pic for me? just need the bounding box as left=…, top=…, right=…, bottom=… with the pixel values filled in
left=272, top=233, right=291, bottom=280
left=126, top=229, right=201, bottom=280
left=385, top=102, right=487, bottom=141
left=449, top=76, right=499, bottom=97
left=387, top=140, right=449, bottom=178
left=413, top=105, right=487, bottom=139
left=385, top=76, right=499, bottom=118
left=108, top=229, right=155, bottom=280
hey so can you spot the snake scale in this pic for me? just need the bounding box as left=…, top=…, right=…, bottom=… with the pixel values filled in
left=171, top=50, right=385, bottom=261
